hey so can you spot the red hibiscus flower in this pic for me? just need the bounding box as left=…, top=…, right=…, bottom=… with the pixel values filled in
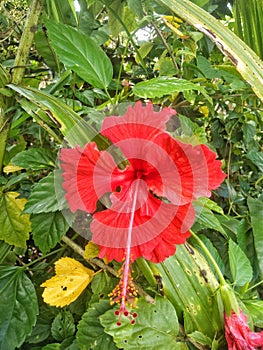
left=225, top=310, right=263, bottom=350
left=60, top=101, right=225, bottom=322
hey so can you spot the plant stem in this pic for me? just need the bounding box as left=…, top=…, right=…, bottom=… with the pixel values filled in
left=190, top=230, right=226, bottom=286
left=0, top=0, right=44, bottom=172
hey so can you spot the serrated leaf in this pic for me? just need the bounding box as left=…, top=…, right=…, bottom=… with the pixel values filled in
left=84, top=241, right=100, bottom=259
left=51, top=310, right=75, bottom=341
left=11, top=148, right=55, bottom=170
left=77, top=300, right=117, bottom=350
left=24, top=171, right=68, bottom=214
left=228, top=239, right=253, bottom=286
left=31, top=211, right=69, bottom=254
left=45, top=20, right=113, bottom=89
left=41, top=257, right=95, bottom=307
left=0, top=266, right=38, bottom=349
left=133, top=77, right=212, bottom=104
left=0, top=190, right=31, bottom=247
left=100, top=297, right=179, bottom=350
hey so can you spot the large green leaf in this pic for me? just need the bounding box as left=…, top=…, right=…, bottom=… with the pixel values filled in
left=159, top=0, right=263, bottom=102
left=133, top=77, right=212, bottom=104
left=31, top=211, right=69, bottom=254
left=228, top=239, right=253, bottom=287
left=0, top=190, right=30, bottom=248
left=24, top=171, right=67, bottom=214
left=247, top=197, right=263, bottom=277
left=0, top=266, right=38, bottom=349
left=141, top=244, right=224, bottom=341
left=77, top=300, right=117, bottom=350
left=45, top=20, right=113, bottom=89
left=100, top=297, right=179, bottom=350
left=11, top=148, right=55, bottom=170
left=51, top=310, right=75, bottom=342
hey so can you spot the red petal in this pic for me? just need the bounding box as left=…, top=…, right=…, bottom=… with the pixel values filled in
left=60, top=142, right=124, bottom=213
left=60, top=146, right=87, bottom=212
left=224, top=310, right=263, bottom=350
left=101, top=101, right=176, bottom=142
left=154, top=134, right=226, bottom=202
left=91, top=192, right=194, bottom=262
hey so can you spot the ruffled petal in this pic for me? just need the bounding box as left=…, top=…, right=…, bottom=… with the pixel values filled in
left=60, top=146, right=87, bottom=213
left=60, top=142, right=125, bottom=213
left=91, top=191, right=194, bottom=262
left=101, top=101, right=176, bottom=143
left=153, top=134, right=226, bottom=202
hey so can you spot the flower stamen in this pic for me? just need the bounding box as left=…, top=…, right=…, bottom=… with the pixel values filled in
left=109, top=180, right=141, bottom=325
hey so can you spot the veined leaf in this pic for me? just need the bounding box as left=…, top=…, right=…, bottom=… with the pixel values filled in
left=24, top=171, right=67, bottom=214
left=31, top=211, right=69, bottom=254
left=143, top=244, right=224, bottom=340
left=133, top=77, right=212, bottom=104
left=0, top=266, right=38, bottom=349
left=247, top=197, right=263, bottom=277
left=45, top=20, right=113, bottom=89
left=0, top=190, right=30, bottom=248
left=77, top=300, right=117, bottom=350
left=41, top=257, right=95, bottom=307
left=158, top=0, right=263, bottom=102
left=51, top=310, right=75, bottom=342
left=228, top=239, right=253, bottom=286
left=100, top=297, right=179, bottom=350
left=11, top=148, right=55, bottom=170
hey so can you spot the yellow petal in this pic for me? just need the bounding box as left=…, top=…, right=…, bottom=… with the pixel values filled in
left=84, top=241, right=100, bottom=259
left=41, top=257, right=95, bottom=307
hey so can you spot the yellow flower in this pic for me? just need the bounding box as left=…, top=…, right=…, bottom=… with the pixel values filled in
left=41, top=257, right=95, bottom=307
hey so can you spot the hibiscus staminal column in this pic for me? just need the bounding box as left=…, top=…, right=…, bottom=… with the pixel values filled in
left=110, top=179, right=141, bottom=325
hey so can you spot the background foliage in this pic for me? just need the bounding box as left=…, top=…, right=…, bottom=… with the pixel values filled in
left=0, top=0, right=262, bottom=349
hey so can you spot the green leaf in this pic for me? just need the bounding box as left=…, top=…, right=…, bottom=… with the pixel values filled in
left=243, top=300, right=263, bottom=328
left=133, top=77, right=212, bottom=104
left=42, top=344, right=61, bottom=350
left=0, top=190, right=30, bottom=248
left=193, top=201, right=226, bottom=236
left=135, top=42, right=153, bottom=64
left=0, top=266, right=38, bottom=349
left=246, top=150, right=263, bottom=172
left=247, top=197, right=263, bottom=277
left=100, top=297, right=179, bottom=350
left=11, top=148, right=55, bottom=170
left=45, top=20, right=113, bottom=89
left=24, top=171, right=67, bottom=214
left=8, top=84, right=109, bottom=149
left=144, top=245, right=224, bottom=339
left=26, top=306, right=53, bottom=344
left=187, top=331, right=212, bottom=346
left=51, top=310, right=75, bottom=342
left=228, top=239, right=253, bottom=286
left=77, top=300, right=117, bottom=350
left=31, top=211, right=69, bottom=254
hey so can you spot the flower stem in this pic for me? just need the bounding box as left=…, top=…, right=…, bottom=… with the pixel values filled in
left=190, top=230, right=226, bottom=286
